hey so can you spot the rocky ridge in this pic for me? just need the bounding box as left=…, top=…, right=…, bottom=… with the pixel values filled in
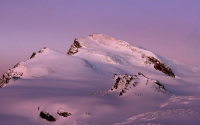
left=67, top=38, right=82, bottom=55
left=111, top=73, right=169, bottom=96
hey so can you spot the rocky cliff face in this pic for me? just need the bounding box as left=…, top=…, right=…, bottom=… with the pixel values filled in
left=145, top=56, right=175, bottom=77
left=67, top=39, right=82, bottom=55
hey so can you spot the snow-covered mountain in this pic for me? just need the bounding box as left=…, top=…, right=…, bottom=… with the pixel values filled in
left=0, top=34, right=200, bottom=125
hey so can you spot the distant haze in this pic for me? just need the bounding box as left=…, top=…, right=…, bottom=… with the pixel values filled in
left=1, top=0, right=200, bottom=76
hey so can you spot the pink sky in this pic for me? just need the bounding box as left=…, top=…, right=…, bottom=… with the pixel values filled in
left=0, top=0, right=200, bottom=76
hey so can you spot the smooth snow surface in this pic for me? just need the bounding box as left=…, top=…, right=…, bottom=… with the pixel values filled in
left=1, top=34, right=200, bottom=125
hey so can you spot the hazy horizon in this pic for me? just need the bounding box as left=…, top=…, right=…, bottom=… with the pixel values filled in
left=1, top=0, right=200, bottom=76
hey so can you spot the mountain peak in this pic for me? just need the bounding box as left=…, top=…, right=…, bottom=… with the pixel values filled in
left=0, top=34, right=176, bottom=88
left=67, top=34, right=175, bottom=77
left=88, top=33, right=131, bottom=49
left=1, top=34, right=200, bottom=125
left=89, top=33, right=117, bottom=43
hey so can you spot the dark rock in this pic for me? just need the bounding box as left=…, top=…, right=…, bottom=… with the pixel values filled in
left=38, top=47, right=47, bottom=53
left=138, top=72, right=144, bottom=76
left=30, top=52, right=36, bottom=59
left=67, top=39, right=82, bottom=55
left=119, top=92, right=123, bottom=96
left=130, top=77, right=134, bottom=81
left=145, top=56, right=175, bottom=78
left=114, top=77, right=121, bottom=89
left=113, top=74, right=117, bottom=79
left=155, top=81, right=166, bottom=91
left=38, top=50, right=44, bottom=53
left=125, top=82, right=129, bottom=87
left=13, top=63, right=20, bottom=68
left=40, top=111, right=56, bottom=122
left=112, top=73, right=169, bottom=96
left=57, top=111, right=72, bottom=117
left=12, top=76, right=20, bottom=80
left=0, top=67, right=23, bottom=88
left=122, top=89, right=126, bottom=93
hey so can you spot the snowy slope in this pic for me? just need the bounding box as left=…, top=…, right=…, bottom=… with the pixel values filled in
left=68, top=34, right=175, bottom=77
left=0, top=34, right=200, bottom=125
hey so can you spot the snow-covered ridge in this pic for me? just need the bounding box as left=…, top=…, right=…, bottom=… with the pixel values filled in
left=30, top=47, right=48, bottom=59
left=0, top=47, right=49, bottom=87
left=1, top=34, right=176, bottom=88
left=67, top=34, right=175, bottom=77
left=0, top=46, right=101, bottom=87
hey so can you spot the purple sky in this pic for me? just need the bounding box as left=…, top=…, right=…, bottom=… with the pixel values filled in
left=0, top=0, right=200, bottom=76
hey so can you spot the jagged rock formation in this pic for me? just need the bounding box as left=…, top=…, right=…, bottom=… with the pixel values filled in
left=145, top=57, right=175, bottom=78
left=40, top=111, right=56, bottom=122
left=67, top=38, right=82, bottom=55
left=0, top=63, right=26, bottom=88
left=57, top=109, right=72, bottom=118
left=112, top=73, right=168, bottom=96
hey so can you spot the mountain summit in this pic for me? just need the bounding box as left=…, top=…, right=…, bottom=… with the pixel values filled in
left=0, top=34, right=200, bottom=125
left=68, top=34, right=175, bottom=77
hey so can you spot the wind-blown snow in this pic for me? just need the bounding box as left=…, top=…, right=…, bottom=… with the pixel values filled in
left=0, top=34, right=200, bottom=125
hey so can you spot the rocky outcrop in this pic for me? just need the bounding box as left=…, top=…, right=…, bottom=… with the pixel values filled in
left=0, top=47, right=48, bottom=88
left=67, top=39, right=82, bottom=55
left=30, top=47, right=47, bottom=59
left=38, top=47, right=47, bottom=53
left=40, top=111, right=56, bottom=122
left=57, top=111, right=72, bottom=118
left=112, top=74, right=138, bottom=96
left=0, top=63, right=26, bottom=88
left=30, top=52, right=36, bottom=59
left=112, top=73, right=168, bottom=96
left=57, top=108, right=72, bottom=118
left=145, top=57, right=175, bottom=78
left=38, top=108, right=72, bottom=122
